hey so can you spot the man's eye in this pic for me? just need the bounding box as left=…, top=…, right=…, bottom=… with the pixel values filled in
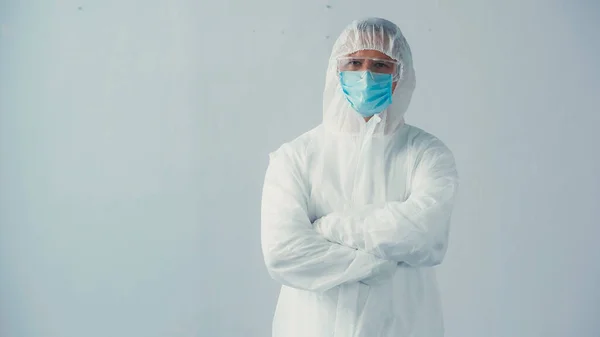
left=374, top=62, right=391, bottom=68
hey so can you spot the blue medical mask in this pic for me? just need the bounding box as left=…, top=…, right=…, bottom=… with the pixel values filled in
left=339, top=71, right=394, bottom=117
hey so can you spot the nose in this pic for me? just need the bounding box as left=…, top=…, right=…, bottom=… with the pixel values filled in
left=361, top=60, right=375, bottom=72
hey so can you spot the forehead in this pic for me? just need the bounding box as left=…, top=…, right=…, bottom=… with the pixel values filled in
left=345, top=49, right=393, bottom=60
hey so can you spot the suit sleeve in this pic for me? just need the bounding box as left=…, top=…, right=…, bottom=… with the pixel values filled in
left=314, top=140, right=459, bottom=267
left=261, top=145, right=397, bottom=292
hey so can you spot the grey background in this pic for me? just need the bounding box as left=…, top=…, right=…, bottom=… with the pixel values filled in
left=1, top=0, right=599, bottom=336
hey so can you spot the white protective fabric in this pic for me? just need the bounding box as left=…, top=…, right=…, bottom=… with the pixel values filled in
left=261, top=17, right=459, bottom=337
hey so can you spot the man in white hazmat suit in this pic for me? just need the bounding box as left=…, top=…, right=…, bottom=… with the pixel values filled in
left=260, top=17, right=459, bottom=337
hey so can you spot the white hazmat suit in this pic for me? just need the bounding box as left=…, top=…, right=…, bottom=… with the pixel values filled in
left=261, top=17, right=459, bottom=337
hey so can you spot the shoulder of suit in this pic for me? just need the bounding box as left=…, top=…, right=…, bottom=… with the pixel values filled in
left=268, top=125, right=323, bottom=164
left=403, top=124, right=452, bottom=154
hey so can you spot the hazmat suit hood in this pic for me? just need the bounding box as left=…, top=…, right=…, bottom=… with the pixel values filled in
left=323, top=17, right=416, bottom=135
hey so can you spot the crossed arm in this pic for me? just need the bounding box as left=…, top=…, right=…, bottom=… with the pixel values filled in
left=313, top=141, right=459, bottom=267
left=260, top=145, right=397, bottom=292
left=260, top=140, right=458, bottom=292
